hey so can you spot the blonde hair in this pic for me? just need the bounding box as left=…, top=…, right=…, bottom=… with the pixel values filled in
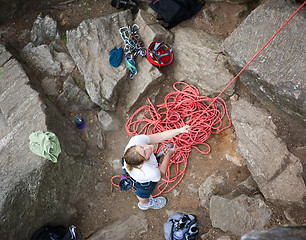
left=124, top=145, right=146, bottom=171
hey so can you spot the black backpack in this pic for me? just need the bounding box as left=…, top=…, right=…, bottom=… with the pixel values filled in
left=164, top=212, right=199, bottom=240
left=30, top=225, right=76, bottom=240
left=110, top=0, right=139, bottom=13
left=149, top=0, right=204, bottom=29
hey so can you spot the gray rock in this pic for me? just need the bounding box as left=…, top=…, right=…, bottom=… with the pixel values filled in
left=66, top=10, right=133, bottom=111
left=231, top=98, right=306, bottom=203
left=134, top=9, right=174, bottom=46
left=66, top=9, right=170, bottom=112
left=56, top=76, right=96, bottom=111
left=87, top=212, right=148, bottom=240
left=125, top=57, right=165, bottom=111
left=22, top=43, right=62, bottom=76
left=172, top=27, right=235, bottom=98
left=98, top=110, right=120, bottom=132
left=198, top=170, right=225, bottom=208
left=210, top=195, right=272, bottom=235
left=109, top=159, right=122, bottom=174
left=31, top=15, right=60, bottom=45
left=222, top=0, right=306, bottom=125
left=241, top=225, right=306, bottom=240
left=0, top=53, right=47, bottom=212
left=96, top=130, right=106, bottom=150
left=0, top=43, right=88, bottom=239
left=0, top=44, right=12, bottom=66
left=237, top=176, right=257, bottom=191
left=53, top=51, right=76, bottom=74
left=41, top=76, right=62, bottom=96
left=187, top=183, right=198, bottom=193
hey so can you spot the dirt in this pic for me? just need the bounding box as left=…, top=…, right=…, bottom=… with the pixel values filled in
left=1, top=0, right=305, bottom=240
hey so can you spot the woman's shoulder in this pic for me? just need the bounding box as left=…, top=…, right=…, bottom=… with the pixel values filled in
left=126, top=135, right=150, bottom=149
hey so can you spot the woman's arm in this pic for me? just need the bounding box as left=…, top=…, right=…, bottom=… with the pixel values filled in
left=159, top=145, right=176, bottom=179
left=148, top=125, right=191, bottom=144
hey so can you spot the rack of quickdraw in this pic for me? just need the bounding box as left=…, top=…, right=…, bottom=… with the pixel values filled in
left=119, top=24, right=146, bottom=79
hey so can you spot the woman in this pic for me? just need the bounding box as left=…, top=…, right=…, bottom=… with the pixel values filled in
left=123, top=125, right=191, bottom=210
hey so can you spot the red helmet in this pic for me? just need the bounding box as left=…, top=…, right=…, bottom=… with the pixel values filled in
left=147, top=41, right=173, bottom=66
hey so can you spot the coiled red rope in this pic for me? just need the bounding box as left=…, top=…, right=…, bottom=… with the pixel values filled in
left=125, top=82, right=231, bottom=196
left=111, top=1, right=306, bottom=195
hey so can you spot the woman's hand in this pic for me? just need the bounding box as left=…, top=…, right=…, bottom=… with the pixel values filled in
left=160, top=145, right=176, bottom=178
left=149, top=125, right=191, bottom=144
left=179, top=125, right=191, bottom=134
left=164, top=144, right=176, bottom=157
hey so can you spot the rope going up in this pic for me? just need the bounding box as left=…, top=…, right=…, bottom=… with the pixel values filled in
left=112, top=1, right=306, bottom=195
left=125, top=82, right=232, bottom=196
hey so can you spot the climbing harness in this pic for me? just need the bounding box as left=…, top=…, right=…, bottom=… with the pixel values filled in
left=112, top=1, right=306, bottom=195
left=119, top=24, right=146, bottom=79
left=147, top=41, right=173, bottom=66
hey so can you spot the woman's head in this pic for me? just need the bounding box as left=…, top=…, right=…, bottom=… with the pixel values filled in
left=124, top=144, right=154, bottom=171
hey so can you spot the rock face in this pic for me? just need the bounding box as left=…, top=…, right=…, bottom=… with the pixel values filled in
left=23, top=44, right=63, bottom=76
left=222, top=0, right=306, bottom=126
left=66, top=9, right=168, bottom=112
left=210, top=195, right=272, bottom=235
left=87, top=212, right=148, bottom=240
left=66, top=10, right=133, bottom=111
left=0, top=44, right=46, bottom=209
left=198, top=170, right=225, bottom=208
left=231, top=98, right=306, bottom=203
left=241, top=226, right=306, bottom=240
left=172, top=27, right=235, bottom=99
left=0, top=43, right=90, bottom=239
left=57, top=76, right=97, bottom=111
left=30, top=14, right=60, bottom=45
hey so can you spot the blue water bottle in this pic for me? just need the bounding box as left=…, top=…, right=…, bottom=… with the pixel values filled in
left=75, top=116, right=85, bottom=129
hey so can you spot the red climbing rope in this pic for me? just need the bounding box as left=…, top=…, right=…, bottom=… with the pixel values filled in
left=125, top=82, right=231, bottom=196
left=112, top=1, right=306, bottom=195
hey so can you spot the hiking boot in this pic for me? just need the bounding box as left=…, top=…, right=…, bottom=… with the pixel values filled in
left=138, top=196, right=167, bottom=210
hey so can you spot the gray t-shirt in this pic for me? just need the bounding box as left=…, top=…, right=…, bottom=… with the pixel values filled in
left=124, top=135, right=161, bottom=183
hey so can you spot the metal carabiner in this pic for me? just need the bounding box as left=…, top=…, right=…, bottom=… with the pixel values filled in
left=131, top=24, right=140, bottom=33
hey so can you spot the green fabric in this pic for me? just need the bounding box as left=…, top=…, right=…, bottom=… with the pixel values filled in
left=29, top=131, right=61, bottom=163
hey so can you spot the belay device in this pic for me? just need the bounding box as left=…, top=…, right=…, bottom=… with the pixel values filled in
left=164, top=212, right=199, bottom=240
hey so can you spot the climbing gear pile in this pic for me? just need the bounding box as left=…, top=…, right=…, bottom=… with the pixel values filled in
left=147, top=41, right=173, bottom=67
left=125, top=82, right=232, bottom=196
left=119, top=24, right=146, bottom=79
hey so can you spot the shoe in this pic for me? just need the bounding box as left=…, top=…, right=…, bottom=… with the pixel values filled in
left=138, top=196, right=167, bottom=210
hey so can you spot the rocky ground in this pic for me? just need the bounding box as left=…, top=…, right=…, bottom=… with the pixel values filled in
left=0, top=0, right=305, bottom=240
